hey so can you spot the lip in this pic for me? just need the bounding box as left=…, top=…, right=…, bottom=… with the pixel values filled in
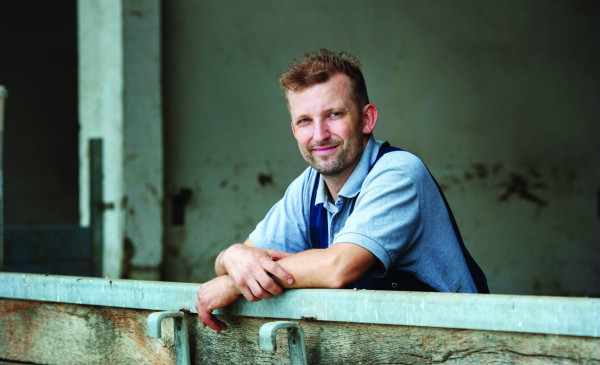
left=312, top=145, right=338, bottom=155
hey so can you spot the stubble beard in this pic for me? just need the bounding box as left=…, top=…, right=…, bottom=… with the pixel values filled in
left=301, top=132, right=364, bottom=178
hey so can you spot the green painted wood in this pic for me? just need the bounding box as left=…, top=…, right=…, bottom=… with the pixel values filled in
left=1, top=273, right=599, bottom=338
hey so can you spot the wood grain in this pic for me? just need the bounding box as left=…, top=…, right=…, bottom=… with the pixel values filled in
left=1, top=299, right=599, bottom=364
left=0, top=299, right=175, bottom=364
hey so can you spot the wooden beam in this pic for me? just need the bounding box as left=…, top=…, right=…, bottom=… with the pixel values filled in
left=0, top=299, right=175, bottom=364
left=1, top=299, right=598, bottom=364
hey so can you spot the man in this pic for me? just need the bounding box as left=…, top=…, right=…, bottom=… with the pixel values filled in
left=196, top=49, right=488, bottom=332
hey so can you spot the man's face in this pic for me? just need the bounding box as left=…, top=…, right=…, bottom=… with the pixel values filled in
left=288, top=74, right=367, bottom=178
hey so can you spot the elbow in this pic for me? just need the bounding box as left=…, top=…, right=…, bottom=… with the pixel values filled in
left=328, top=275, right=348, bottom=289
left=326, top=265, right=364, bottom=289
left=322, top=245, right=376, bottom=289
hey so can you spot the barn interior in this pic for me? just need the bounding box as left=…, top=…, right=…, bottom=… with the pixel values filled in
left=1, top=0, right=598, bottom=298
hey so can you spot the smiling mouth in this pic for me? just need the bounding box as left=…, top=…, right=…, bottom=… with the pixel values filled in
left=312, top=145, right=338, bottom=155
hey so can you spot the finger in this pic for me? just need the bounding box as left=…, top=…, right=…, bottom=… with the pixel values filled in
left=253, top=270, right=283, bottom=296
left=259, top=275, right=284, bottom=296
left=206, top=315, right=227, bottom=332
left=201, top=311, right=227, bottom=332
left=263, top=260, right=295, bottom=286
left=264, top=249, right=292, bottom=261
left=237, top=283, right=260, bottom=302
left=248, top=281, right=273, bottom=300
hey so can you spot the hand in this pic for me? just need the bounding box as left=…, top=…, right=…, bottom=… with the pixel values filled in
left=195, top=275, right=240, bottom=332
left=220, top=243, right=294, bottom=301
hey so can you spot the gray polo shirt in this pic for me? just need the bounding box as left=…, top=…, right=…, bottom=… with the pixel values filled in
left=249, top=136, right=477, bottom=292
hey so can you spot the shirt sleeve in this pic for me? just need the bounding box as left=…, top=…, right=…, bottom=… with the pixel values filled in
left=249, top=168, right=314, bottom=254
left=333, top=152, right=426, bottom=277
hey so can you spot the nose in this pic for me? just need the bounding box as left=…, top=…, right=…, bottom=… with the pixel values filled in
left=313, top=119, right=331, bottom=142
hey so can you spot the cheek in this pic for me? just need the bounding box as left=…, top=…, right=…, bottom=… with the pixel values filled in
left=333, top=123, right=356, bottom=140
left=293, top=128, right=311, bottom=146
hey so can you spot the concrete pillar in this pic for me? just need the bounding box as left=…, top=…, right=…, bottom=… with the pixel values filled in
left=78, top=0, right=163, bottom=280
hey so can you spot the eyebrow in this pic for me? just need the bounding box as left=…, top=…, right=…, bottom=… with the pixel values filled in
left=294, top=113, right=311, bottom=122
left=293, top=105, right=350, bottom=122
left=323, top=105, right=349, bottom=115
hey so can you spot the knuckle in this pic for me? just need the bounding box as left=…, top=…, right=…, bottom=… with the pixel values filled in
left=235, top=279, right=247, bottom=290
left=262, top=280, right=278, bottom=291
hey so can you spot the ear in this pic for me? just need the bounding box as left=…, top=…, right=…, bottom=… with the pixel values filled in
left=361, top=104, right=378, bottom=134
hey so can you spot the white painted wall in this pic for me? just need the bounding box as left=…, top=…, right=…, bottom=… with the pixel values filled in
left=162, top=1, right=599, bottom=296
left=78, top=0, right=125, bottom=279
left=78, top=0, right=163, bottom=279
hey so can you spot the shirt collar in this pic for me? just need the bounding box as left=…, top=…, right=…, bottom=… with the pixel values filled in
left=315, top=135, right=380, bottom=205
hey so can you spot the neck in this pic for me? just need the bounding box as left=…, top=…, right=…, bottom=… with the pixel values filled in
left=322, top=173, right=350, bottom=202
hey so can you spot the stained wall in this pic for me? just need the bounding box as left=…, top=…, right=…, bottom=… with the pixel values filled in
left=162, top=1, right=600, bottom=295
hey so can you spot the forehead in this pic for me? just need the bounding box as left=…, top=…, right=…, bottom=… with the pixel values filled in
left=287, top=74, right=354, bottom=116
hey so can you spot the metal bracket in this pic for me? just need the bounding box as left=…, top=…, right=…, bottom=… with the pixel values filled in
left=146, top=311, right=190, bottom=365
left=259, top=321, right=307, bottom=365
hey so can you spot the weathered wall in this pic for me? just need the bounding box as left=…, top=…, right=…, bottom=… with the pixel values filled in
left=0, top=1, right=597, bottom=296
left=162, top=0, right=600, bottom=296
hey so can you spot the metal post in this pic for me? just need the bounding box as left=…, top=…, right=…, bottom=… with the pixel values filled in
left=146, top=310, right=191, bottom=365
left=89, top=138, right=103, bottom=277
left=259, top=321, right=308, bottom=365
left=0, top=86, right=7, bottom=271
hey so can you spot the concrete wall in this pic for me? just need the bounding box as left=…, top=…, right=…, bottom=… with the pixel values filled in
left=162, top=0, right=600, bottom=296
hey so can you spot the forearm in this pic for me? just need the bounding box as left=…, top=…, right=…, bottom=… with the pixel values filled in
left=273, top=243, right=376, bottom=289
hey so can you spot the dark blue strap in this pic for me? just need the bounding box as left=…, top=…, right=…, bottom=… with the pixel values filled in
left=309, top=174, right=329, bottom=249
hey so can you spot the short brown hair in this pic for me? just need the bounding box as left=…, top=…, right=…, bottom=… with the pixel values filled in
left=279, top=49, right=370, bottom=109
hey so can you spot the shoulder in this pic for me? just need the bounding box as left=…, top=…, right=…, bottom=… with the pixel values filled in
left=277, top=165, right=319, bottom=209
left=368, top=149, right=431, bottom=184
left=287, top=165, right=318, bottom=194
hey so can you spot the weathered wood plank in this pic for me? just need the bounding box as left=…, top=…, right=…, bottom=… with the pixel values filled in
left=2, top=299, right=599, bottom=364
left=194, top=315, right=600, bottom=364
left=0, top=299, right=175, bottom=364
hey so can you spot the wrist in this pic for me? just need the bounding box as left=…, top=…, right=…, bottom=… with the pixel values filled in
left=216, top=243, right=243, bottom=275
left=223, top=275, right=241, bottom=295
left=215, top=249, right=228, bottom=275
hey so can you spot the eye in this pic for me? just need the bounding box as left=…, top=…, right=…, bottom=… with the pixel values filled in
left=329, top=111, right=342, bottom=118
left=296, top=118, right=310, bottom=125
